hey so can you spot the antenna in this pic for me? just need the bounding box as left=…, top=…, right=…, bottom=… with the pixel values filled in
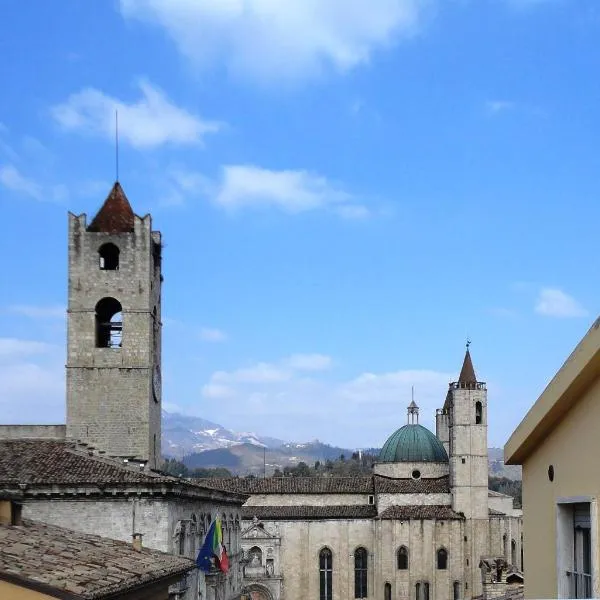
left=115, top=110, right=119, bottom=182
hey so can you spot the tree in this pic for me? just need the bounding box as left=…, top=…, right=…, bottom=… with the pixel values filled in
left=162, top=458, right=188, bottom=478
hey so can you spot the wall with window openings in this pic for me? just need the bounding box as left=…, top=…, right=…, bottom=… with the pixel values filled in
left=253, top=516, right=467, bottom=600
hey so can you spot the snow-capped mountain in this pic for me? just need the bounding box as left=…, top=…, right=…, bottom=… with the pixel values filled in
left=162, top=410, right=286, bottom=458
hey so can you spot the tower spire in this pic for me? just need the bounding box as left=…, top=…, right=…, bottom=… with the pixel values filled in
left=458, top=340, right=478, bottom=388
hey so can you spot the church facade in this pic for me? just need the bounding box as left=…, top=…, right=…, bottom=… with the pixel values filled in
left=203, top=352, right=523, bottom=600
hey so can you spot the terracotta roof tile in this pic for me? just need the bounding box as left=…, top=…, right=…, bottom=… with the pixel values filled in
left=373, top=475, right=450, bottom=494
left=0, top=519, right=193, bottom=599
left=378, top=505, right=464, bottom=520
left=0, top=440, right=246, bottom=503
left=196, top=477, right=374, bottom=494
left=458, top=349, right=477, bottom=385
left=87, top=182, right=135, bottom=233
left=242, top=505, right=377, bottom=520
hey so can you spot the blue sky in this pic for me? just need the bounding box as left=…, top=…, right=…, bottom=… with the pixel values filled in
left=1, top=0, right=599, bottom=449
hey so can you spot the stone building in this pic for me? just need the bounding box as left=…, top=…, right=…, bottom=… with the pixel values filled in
left=0, top=182, right=247, bottom=600
left=203, top=349, right=523, bottom=600
left=0, top=498, right=196, bottom=600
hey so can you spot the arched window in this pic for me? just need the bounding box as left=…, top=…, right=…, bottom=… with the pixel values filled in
left=503, top=533, right=508, bottom=557
left=98, top=243, right=119, bottom=270
left=95, top=298, right=122, bottom=348
left=319, top=548, right=332, bottom=600
left=397, top=546, right=409, bottom=570
left=248, top=546, right=262, bottom=567
left=423, top=582, right=430, bottom=600
left=453, top=581, right=461, bottom=600
left=511, top=539, right=517, bottom=566
left=354, top=547, right=368, bottom=598
left=384, top=582, right=391, bottom=600
left=437, top=548, right=448, bottom=570
left=415, top=582, right=420, bottom=600
left=475, top=401, right=482, bottom=424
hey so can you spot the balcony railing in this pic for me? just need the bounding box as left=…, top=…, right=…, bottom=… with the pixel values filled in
left=567, top=570, right=592, bottom=599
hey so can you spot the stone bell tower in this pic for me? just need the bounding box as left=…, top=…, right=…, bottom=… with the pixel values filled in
left=65, top=182, right=162, bottom=468
left=443, top=344, right=489, bottom=597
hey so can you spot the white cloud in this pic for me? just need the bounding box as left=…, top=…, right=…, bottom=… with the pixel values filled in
left=0, top=338, right=56, bottom=359
left=485, top=100, right=516, bottom=115
left=535, top=288, right=588, bottom=318
left=0, top=164, right=43, bottom=200
left=51, top=80, right=221, bottom=148
left=120, top=0, right=424, bottom=83
left=199, top=354, right=454, bottom=446
left=200, top=327, right=228, bottom=343
left=213, top=164, right=368, bottom=217
left=284, top=354, right=332, bottom=371
left=8, top=305, right=65, bottom=319
left=0, top=165, right=69, bottom=203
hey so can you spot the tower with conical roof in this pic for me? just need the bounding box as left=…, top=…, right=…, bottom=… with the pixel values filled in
left=66, top=182, right=162, bottom=468
left=442, top=343, right=489, bottom=597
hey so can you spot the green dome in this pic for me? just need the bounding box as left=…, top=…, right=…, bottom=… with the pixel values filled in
left=378, top=424, right=449, bottom=463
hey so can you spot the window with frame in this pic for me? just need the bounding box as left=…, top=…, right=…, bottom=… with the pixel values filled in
left=384, top=582, right=391, bottom=600
left=354, top=547, right=368, bottom=598
left=437, top=548, right=448, bottom=570
left=319, top=548, right=333, bottom=600
left=453, top=581, right=461, bottom=600
left=397, top=546, right=408, bottom=570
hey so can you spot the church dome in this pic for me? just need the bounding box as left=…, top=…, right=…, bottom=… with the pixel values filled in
left=378, top=424, right=449, bottom=463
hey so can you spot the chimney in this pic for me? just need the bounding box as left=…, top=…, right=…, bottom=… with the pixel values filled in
left=132, top=532, right=143, bottom=552
left=0, top=500, right=23, bottom=526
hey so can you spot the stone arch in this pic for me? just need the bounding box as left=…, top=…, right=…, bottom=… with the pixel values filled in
left=95, top=297, right=122, bottom=348
left=242, top=584, right=274, bottom=600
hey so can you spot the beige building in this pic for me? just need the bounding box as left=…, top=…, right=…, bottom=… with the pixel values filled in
left=205, top=349, right=523, bottom=600
left=506, top=317, right=600, bottom=599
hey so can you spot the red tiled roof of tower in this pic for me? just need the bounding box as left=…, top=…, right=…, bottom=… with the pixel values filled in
left=458, top=348, right=477, bottom=384
left=87, top=182, right=135, bottom=233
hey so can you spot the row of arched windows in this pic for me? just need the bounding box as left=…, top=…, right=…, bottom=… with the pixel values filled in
left=318, top=547, right=453, bottom=599
left=397, top=546, right=448, bottom=570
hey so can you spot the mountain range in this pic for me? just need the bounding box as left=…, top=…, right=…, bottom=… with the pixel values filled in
left=162, top=411, right=521, bottom=480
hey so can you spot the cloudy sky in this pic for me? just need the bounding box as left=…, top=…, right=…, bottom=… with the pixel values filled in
left=1, top=0, right=599, bottom=449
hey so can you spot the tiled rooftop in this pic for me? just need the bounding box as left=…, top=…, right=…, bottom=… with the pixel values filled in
left=0, top=519, right=194, bottom=599
left=0, top=440, right=246, bottom=503
left=242, top=505, right=378, bottom=520
left=373, top=475, right=450, bottom=494
left=87, top=182, right=135, bottom=233
left=377, top=505, right=464, bottom=520
left=198, top=475, right=450, bottom=495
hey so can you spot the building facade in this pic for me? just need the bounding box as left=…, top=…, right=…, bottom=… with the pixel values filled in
left=204, top=350, right=523, bottom=600
left=506, top=317, right=600, bottom=599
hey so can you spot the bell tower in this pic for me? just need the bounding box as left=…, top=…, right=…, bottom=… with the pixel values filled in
left=65, top=182, right=162, bottom=468
left=444, top=344, right=489, bottom=597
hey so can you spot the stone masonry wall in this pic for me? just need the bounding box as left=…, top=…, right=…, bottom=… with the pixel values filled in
left=66, top=213, right=162, bottom=467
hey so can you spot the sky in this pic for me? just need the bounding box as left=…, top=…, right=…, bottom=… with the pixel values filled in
left=1, top=0, right=600, bottom=450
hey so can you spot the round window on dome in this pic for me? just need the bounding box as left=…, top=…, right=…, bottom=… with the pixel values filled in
left=412, top=469, right=421, bottom=479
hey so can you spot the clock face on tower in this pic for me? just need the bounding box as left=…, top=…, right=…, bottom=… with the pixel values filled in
left=153, top=365, right=161, bottom=402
